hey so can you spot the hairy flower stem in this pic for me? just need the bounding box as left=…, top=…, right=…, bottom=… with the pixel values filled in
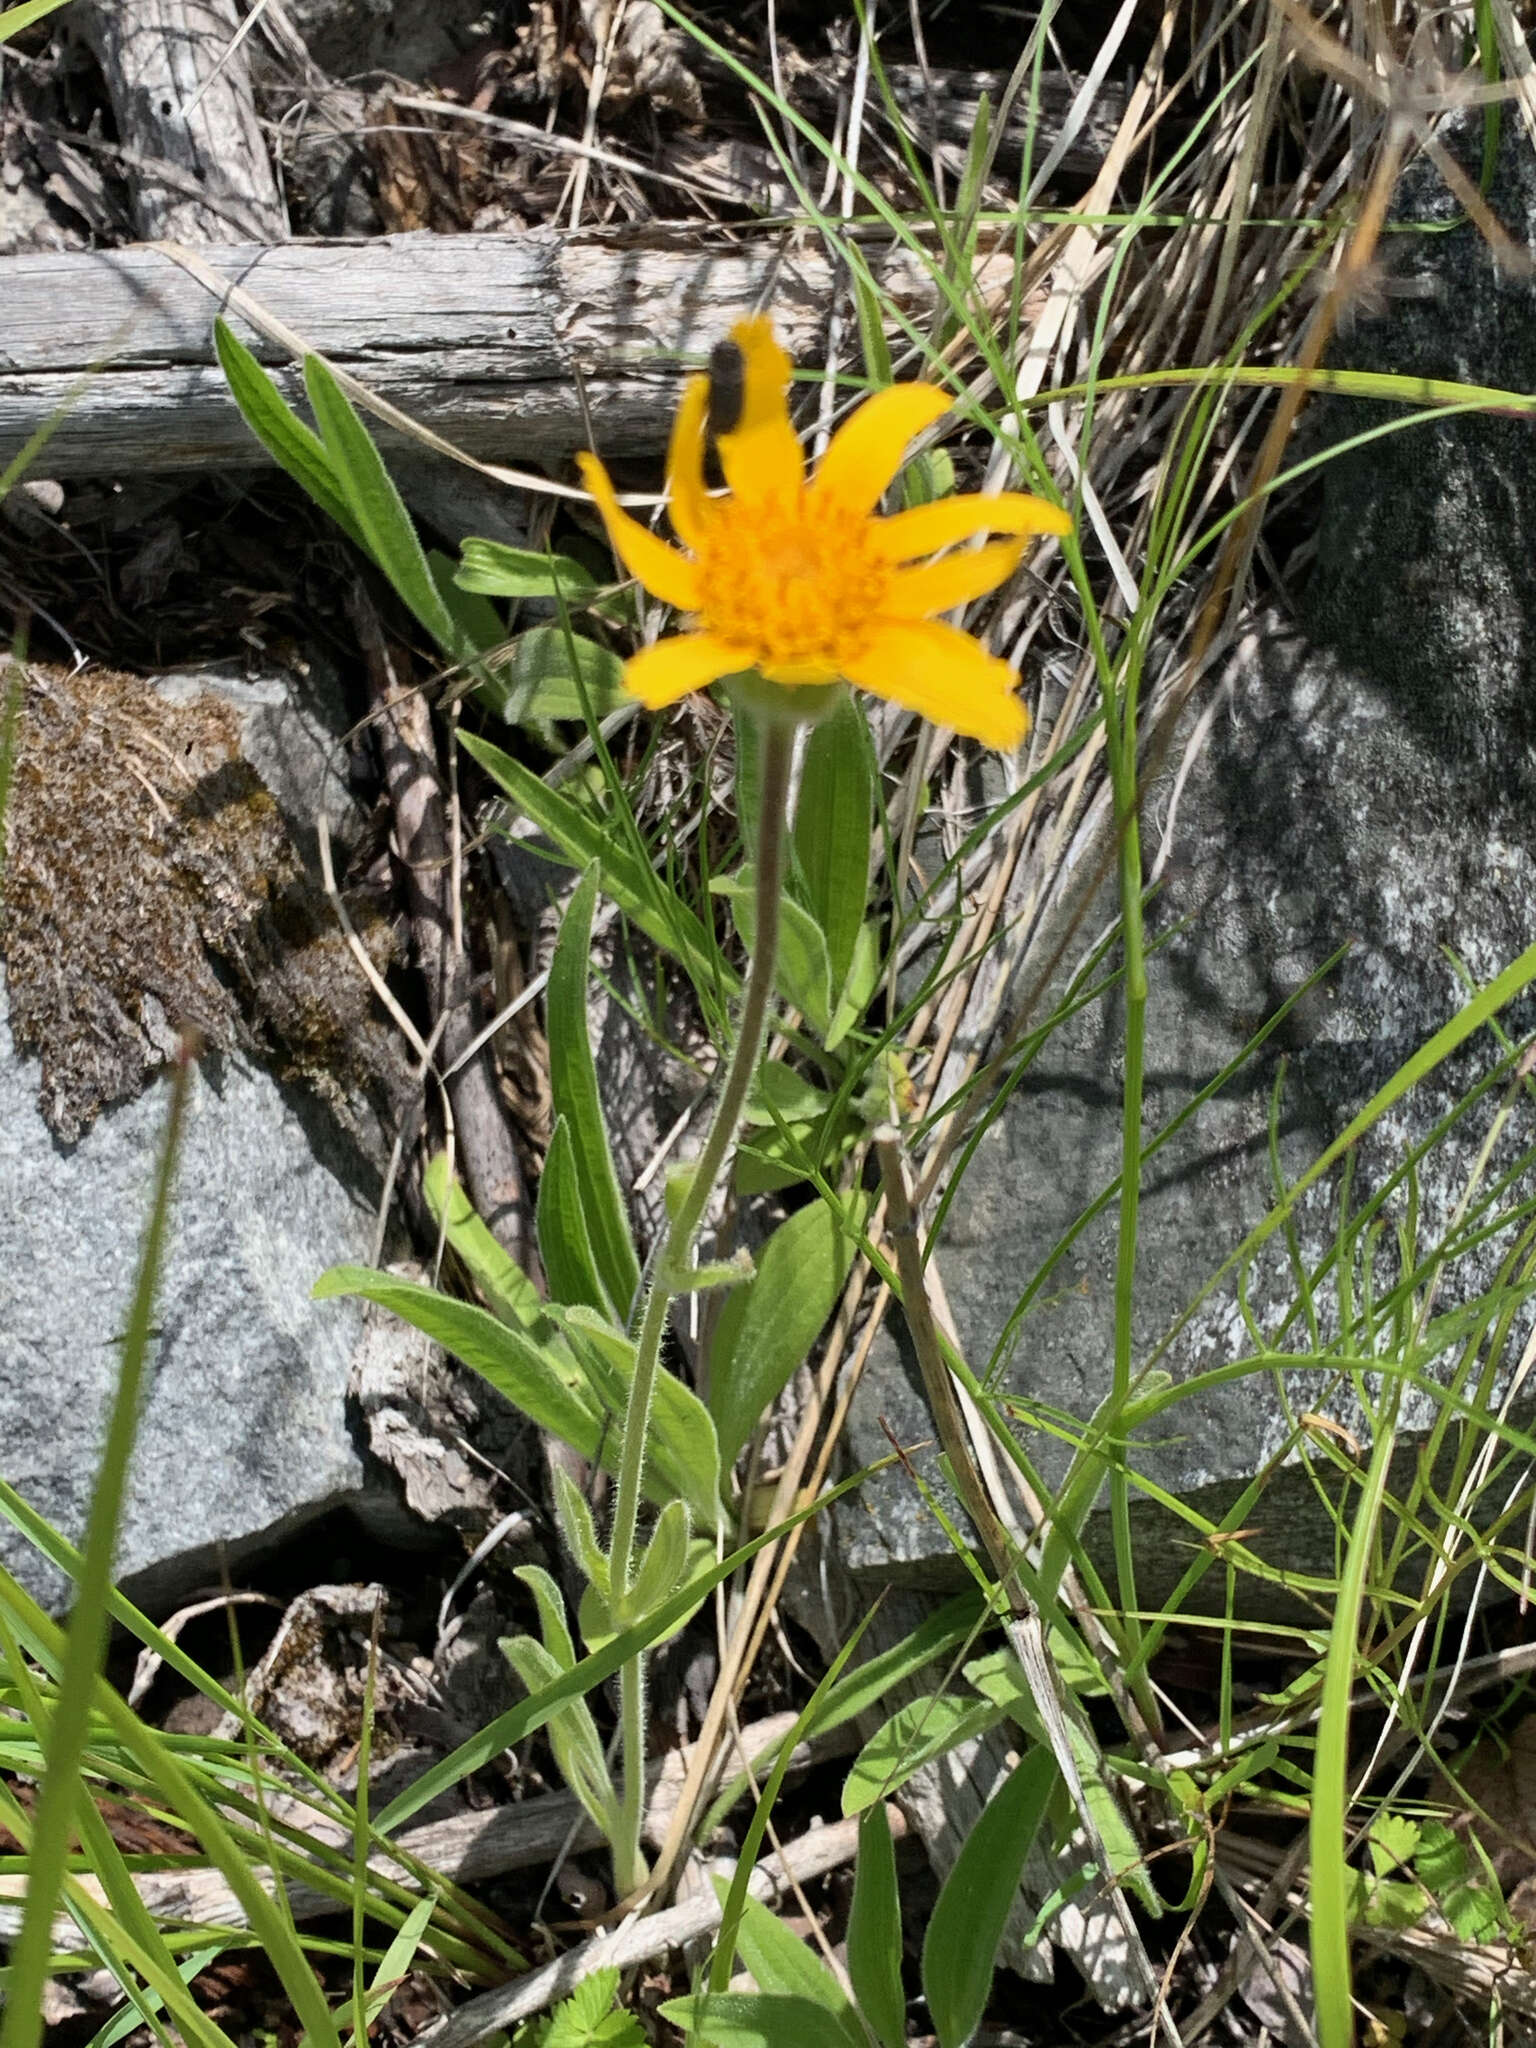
left=607, top=706, right=794, bottom=1897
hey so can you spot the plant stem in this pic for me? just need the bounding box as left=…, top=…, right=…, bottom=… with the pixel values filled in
left=616, top=1654, right=649, bottom=1896
left=608, top=707, right=794, bottom=1894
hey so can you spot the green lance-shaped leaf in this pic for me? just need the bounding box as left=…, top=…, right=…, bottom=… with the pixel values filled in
left=793, top=690, right=873, bottom=992
left=841, top=1694, right=1004, bottom=1816
left=317, top=1265, right=719, bottom=1519
left=0, top=0, right=71, bottom=37
left=716, top=1888, right=863, bottom=2048
left=555, top=1305, right=723, bottom=1531
left=552, top=1465, right=610, bottom=1595
left=618, top=1497, right=691, bottom=1626
left=538, top=1115, right=612, bottom=1316
left=423, top=1151, right=546, bottom=1331
left=314, top=1266, right=602, bottom=1462
left=461, top=730, right=731, bottom=1001
left=476, top=626, right=627, bottom=729
left=456, top=538, right=601, bottom=602
left=658, top=1994, right=858, bottom=2048
left=214, top=318, right=366, bottom=553
left=549, top=867, right=643, bottom=1320
left=428, top=548, right=504, bottom=654
left=713, top=868, right=832, bottom=1033
left=825, top=918, right=881, bottom=1053
left=921, top=1746, right=1059, bottom=2048
left=708, top=1194, right=862, bottom=1473
left=302, top=354, right=471, bottom=659
left=503, top=1569, right=622, bottom=1847
left=848, top=1802, right=907, bottom=2048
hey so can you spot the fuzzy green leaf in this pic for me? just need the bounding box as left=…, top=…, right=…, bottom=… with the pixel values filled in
left=476, top=627, right=627, bottom=728
left=921, top=1747, right=1058, bottom=2048
left=313, top=1266, right=600, bottom=1467
left=658, top=1993, right=857, bottom=2048
left=537, top=1116, right=611, bottom=1316
left=556, top=1306, right=723, bottom=1530
left=713, top=870, right=831, bottom=1032
left=214, top=319, right=365, bottom=553
left=456, top=539, right=600, bottom=602
left=848, top=1804, right=906, bottom=2048
left=793, top=693, right=872, bottom=992
left=501, top=1629, right=620, bottom=1846
left=841, top=1694, right=1002, bottom=1816
left=461, top=730, right=730, bottom=1000
left=302, top=354, right=468, bottom=658
left=709, top=1196, right=861, bottom=1473
left=620, top=1498, right=690, bottom=1625
left=552, top=1469, right=609, bottom=1596
left=429, top=548, right=504, bottom=654
left=422, top=1153, right=545, bottom=1332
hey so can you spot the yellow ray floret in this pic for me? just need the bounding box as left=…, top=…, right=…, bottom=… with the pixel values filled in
left=576, top=315, right=1071, bottom=748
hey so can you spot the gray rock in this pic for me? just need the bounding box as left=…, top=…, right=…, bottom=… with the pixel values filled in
left=0, top=661, right=416, bottom=1611
left=841, top=130, right=1536, bottom=1609
left=0, top=971, right=375, bottom=1611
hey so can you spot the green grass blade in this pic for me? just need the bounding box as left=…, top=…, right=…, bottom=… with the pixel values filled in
left=710, top=1605, right=882, bottom=1995
left=0, top=1046, right=193, bottom=2048
left=0, top=0, right=70, bottom=37
left=1311, top=1391, right=1400, bottom=2048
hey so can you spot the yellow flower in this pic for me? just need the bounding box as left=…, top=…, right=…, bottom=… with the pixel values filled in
left=576, top=317, right=1072, bottom=750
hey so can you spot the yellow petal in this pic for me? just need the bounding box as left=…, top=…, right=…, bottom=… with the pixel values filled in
left=810, top=384, right=952, bottom=514
left=577, top=453, right=702, bottom=612
left=624, top=632, right=753, bottom=709
left=715, top=317, right=804, bottom=505
left=883, top=540, right=1024, bottom=619
left=842, top=620, right=1029, bottom=750
left=871, top=491, right=1072, bottom=561
left=729, top=316, right=794, bottom=434
left=666, top=374, right=714, bottom=551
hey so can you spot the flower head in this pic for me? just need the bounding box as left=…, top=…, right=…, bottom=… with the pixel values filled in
left=577, top=317, right=1071, bottom=749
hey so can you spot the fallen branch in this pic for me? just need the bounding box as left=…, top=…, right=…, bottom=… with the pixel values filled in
left=70, top=0, right=286, bottom=242
left=0, top=1709, right=846, bottom=1947
left=346, top=579, right=537, bottom=1270
left=419, top=1807, right=904, bottom=2048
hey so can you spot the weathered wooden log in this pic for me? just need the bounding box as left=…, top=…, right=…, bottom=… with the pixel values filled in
left=71, top=0, right=287, bottom=242
left=0, top=228, right=1001, bottom=479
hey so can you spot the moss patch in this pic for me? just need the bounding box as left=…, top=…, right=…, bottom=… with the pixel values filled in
left=2, top=663, right=400, bottom=1144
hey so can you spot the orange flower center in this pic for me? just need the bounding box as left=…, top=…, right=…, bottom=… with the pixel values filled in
left=694, top=492, right=891, bottom=682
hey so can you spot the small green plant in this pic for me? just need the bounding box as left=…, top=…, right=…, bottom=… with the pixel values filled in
left=517, top=1967, right=646, bottom=2048
left=220, top=308, right=1069, bottom=1899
